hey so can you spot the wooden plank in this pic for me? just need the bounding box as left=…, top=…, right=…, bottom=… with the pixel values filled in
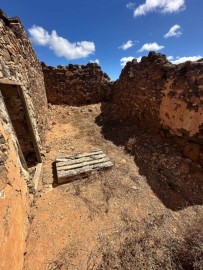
left=56, top=149, right=113, bottom=184
left=58, top=161, right=113, bottom=178
left=56, top=153, right=107, bottom=167
left=57, top=161, right=113, bottom=184
left=56, top=152, right=106, bottom=165
left=32, top=163, right=43, bottom=192
left=56, top=149, right=103, bottom=161
left=57, top=157, right=110, bottom=171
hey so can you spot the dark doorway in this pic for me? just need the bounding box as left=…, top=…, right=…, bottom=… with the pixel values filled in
left=0, top=81, right=41, bottom=168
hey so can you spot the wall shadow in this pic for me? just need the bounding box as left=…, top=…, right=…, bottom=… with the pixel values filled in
left=95, top=102, right=203, bottom=211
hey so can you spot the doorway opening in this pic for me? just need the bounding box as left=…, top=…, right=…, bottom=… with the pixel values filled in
left=0, top=80, right=41, bottom=169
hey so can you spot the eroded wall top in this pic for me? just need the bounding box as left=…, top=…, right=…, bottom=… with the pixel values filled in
left=112, top=52, right=203, bottom=144
left=42, top=62, right=112, bottom=105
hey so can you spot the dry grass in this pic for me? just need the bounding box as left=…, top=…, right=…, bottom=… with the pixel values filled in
left=47, top=214, right=203, bottom=270
left=96, top=217, right=203, bottom=270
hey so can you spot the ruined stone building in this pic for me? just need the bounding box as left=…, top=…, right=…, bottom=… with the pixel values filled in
left=0, top=10, right=202, bottom=270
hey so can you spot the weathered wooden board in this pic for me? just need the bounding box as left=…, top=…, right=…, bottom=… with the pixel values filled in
left=32, top=163, right=43, bottom=192
left=56, top=149, right=113, bottom=184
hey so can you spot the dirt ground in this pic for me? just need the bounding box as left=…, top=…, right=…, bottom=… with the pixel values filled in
left=24, top=104, right=203, bottom=270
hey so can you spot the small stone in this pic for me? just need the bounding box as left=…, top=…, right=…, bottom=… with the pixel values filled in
left=0, top=135, right=6, bottom=144
left=0, top=190, right=5, bottom=199
left=183, top=143, right=201, bottom=162
left=46, top=146, right=51, bottom=153
left=131, top=185, right=139, bottom=191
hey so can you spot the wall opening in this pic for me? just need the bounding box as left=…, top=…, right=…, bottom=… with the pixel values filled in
left=0, top=81, right=41, bottom=168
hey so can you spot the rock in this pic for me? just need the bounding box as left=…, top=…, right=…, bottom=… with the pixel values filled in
left=0, top=189, right=5, bottom=199
left=183, top=143, right=201, bottom=162
left=131, top=185, right=139, bottom=191
left=45, top=146, right=51, bottom=153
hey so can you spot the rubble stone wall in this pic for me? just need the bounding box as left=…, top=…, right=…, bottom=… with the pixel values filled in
left=42, top=63, right=112, bottom=105
left=0, top=10, right=47, bottom=270
left=0, top=10, right=48, bottom=143
left=112, top=52, right=203, bottom=163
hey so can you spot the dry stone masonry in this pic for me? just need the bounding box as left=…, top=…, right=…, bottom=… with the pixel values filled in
left=42, top=62, right=112, bottom=105
left=0, top=10, right=48, bottom=142
left=111, top=52, right=203, bottom=164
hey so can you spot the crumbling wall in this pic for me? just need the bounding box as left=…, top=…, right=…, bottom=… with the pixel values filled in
left=42, top=63, right=112, bottom=105
left=0, top=10, right=48, bottom=269
left=0, top=10, right=48, bottom=143
left=0, top=98, right=29, bottom=270
left=112, top=52, right=203, bottom=163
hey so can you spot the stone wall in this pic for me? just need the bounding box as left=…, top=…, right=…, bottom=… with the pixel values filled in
left=42, top=63, right=112, bottom=105
left=0, top=10, right=48, bottom=269
left=0, top=10, right=48, bottom=143
left=111, top=52, right=203, bottom=163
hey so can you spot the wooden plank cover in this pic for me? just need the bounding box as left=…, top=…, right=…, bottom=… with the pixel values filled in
left=56, top=149, right=113, bottom=184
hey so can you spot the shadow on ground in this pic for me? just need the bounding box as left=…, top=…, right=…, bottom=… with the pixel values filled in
left=95, top=102, right=203, bottom=211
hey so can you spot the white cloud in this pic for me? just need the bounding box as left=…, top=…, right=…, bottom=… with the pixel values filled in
left=28, top=25, right=95, bottom=60
left=126, top=2, right=136, bottom=10
left=170, top=56, right=203, bottom=64
left=120, top=56, right=134, bottom=67
left=120, top=56, right=142, bottom=67
left=89, top=59, right=100, bottom=65
left=136, top=56, right=142, bottom=62
left=119, top=40, right=134, bottom=50
left=29, top=26, right=50, bottom=46
left=138, top=42, right=164, bottom=52
left=164, top=24, right=182, bottom=38
left=167, top=56, right=174, bottom=61
left=133, top=0, right=185, bottom=17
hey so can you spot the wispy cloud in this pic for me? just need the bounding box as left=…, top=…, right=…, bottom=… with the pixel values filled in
left=120, top=56, right=142, bottom=67
left=28, top=25, right=95, bottom=60
left=119, top=40, right=135, bottom=50
left=126, top=2, right=136, bottom=10
left=138, top=42, right=164, bottom=52
left=164, top=24, right=182, bottom=38
left=169, top=55, right=203, bottom=64
left=89, top=59, right=100, bottom=65
left=133, top=0, right=185, bottom=17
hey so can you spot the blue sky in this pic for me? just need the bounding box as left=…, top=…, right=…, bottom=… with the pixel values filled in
left=1, top=0, right=203, bottom=80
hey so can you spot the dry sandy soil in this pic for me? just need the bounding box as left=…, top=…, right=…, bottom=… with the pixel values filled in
left=24, top=104, right=203, bottom=270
